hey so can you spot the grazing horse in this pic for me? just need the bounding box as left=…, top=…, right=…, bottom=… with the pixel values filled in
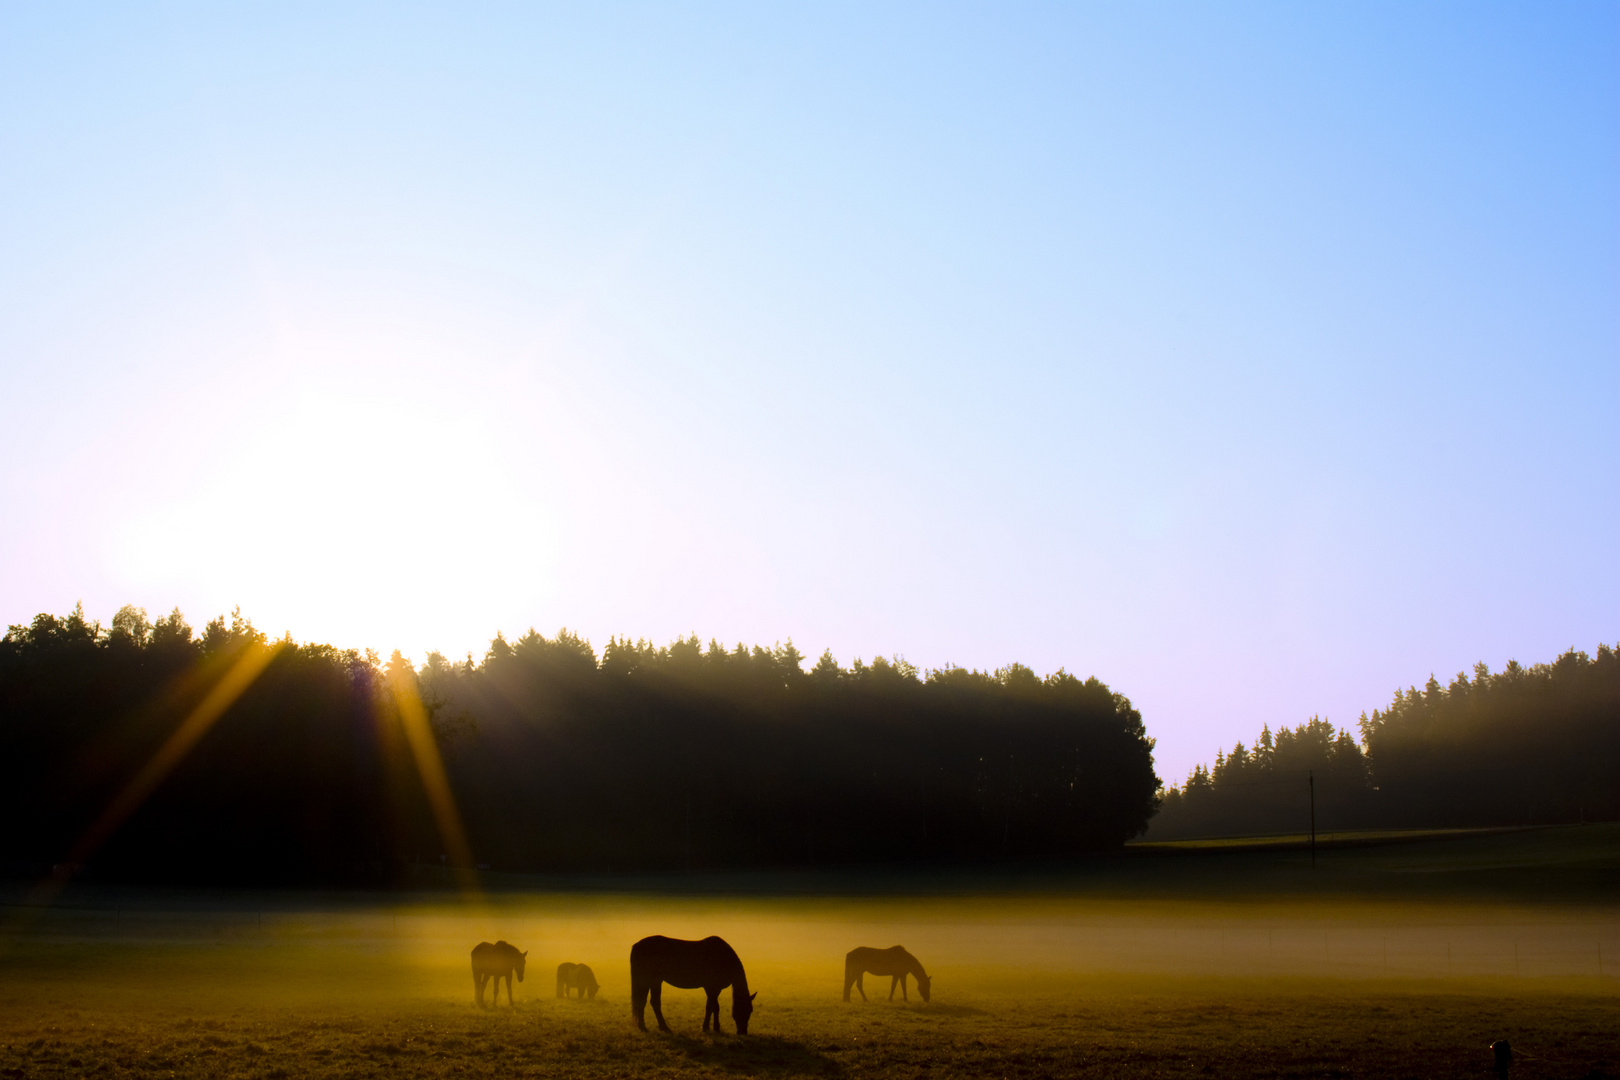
left=471, top=940, right=527, bottom=1008
left=630, top=935, right=756, bottom=1035
left=843, top=945, right=931, bottom=1003
left=556, top=961, right=600, bottom=999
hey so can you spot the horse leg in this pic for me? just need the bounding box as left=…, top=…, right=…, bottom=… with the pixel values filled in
left=650, top=983, right=671, bottom=1032
left=632, top=982, right=649, bottom=1031
left=857, top=973, right=868, bottom=1002
left=505, top=972, right=516, bottom=1008
left=473, top=971, right=483, bottom=1008
left=900, top=973, right=909, bottom=1001
left=889, top=974, right=898, bottom=1001
left=843, top=965, right=854, bottom=1002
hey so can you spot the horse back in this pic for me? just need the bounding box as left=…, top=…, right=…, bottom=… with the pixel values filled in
left=472, top=940, right=520, bottom=975
left=847, top=945, right=916, bottom=976
left=631, top=935, right=743, bottom=990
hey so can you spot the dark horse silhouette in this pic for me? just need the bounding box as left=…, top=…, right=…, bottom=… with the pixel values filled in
left=556, top=961, right=600, bottom=999
left=630, top=935, right=756, bottom=1035
left=471, top=940, right=527, bottom=1008
left=843, top=945, right=931, bottom=1002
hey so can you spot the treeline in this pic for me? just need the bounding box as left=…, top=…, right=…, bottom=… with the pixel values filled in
left=1149, top=645, right=1620, bottom=839
left=0, top=606, right=1160, bottom=884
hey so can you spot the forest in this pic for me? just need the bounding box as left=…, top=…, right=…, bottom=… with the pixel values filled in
left=0, top=605, right=1160, bottom=883
left=1149, top=644, right=1620, bottom=838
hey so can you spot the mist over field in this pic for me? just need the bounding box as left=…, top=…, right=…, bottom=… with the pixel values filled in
left=3, top=828, right=1617, bottom=1078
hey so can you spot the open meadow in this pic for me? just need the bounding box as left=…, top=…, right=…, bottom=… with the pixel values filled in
left=1, top=826, right=1615, bottom=1079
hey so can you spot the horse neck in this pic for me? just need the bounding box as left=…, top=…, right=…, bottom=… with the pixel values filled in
left=904, top=953, right=926, bottom=980
left=730, top=964, right=750, bottom=998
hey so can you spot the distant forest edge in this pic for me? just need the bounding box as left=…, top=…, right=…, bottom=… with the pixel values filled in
left=1150, top=644, right=1619, bottom=840
left=0, top=606, right=1159, bottom=883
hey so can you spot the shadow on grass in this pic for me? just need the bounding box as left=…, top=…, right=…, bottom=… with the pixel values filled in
left=657, top=1031, right=843, bottom=1076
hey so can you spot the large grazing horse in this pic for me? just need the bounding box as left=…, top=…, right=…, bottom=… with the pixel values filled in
left=630, top=935, right=756, bottom=1035
left=471, top=940, right=527, bottom=1008
left=843, top=945, right=931, bottom=1003
left=556, top=961, right=600, bottom=999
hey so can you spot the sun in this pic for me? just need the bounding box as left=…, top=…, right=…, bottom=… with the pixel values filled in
left=110, top=387, right=553, bottom=658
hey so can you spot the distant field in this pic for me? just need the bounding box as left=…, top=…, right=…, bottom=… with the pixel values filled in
left=1127, top=825, right=1532, bottom=850
left=1, top=825, right=1615, bottom=1079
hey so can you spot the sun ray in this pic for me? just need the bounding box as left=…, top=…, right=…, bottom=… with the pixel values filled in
left=19, top=639, right=284, bottom=912
left=385, top=658, right=482, bottom=899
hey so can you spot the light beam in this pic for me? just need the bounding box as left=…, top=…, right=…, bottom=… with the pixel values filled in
left=385, top=658, right=481, bottom=898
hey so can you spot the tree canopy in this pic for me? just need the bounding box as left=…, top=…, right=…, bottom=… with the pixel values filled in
left=0, top=607, right=1160, bottom=883
left=1150, top=644, right=1620, bottom=839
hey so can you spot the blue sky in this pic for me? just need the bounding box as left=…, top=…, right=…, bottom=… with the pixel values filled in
left=2, top=2, right=1615, bottom=783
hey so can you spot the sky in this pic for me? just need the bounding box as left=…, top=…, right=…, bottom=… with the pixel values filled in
left=1, top=2, right=1615, bottom=784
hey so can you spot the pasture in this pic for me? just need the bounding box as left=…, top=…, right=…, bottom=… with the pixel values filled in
left=1, top=826, right=1615, bottom=1079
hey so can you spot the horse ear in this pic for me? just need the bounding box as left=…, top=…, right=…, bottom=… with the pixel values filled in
left=522, top=951, right=529, bottom=958
left=750, top=992, right=757, bottom=1001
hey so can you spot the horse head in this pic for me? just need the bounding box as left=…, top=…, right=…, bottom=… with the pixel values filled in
left=516, top=950, right=528, bottom=982
left=915, top=972, right=932, bottom=1002
left=733, top=990, right=757, bottom=1035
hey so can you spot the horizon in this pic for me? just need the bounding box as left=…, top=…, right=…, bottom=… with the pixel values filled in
left=12, top=597, right=1612, bottom=791
left=2, top=3, right=1616, bottom=785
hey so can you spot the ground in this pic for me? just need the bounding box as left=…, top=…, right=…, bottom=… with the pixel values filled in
left=0, top=825, right=1615, bottom=1079
left=1, top=970, right=1614, bottom=1079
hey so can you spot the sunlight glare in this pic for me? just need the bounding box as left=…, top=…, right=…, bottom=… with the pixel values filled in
left=110, top=389, right=552, bottom=657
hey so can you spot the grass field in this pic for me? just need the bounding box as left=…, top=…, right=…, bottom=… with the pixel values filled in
left=1, top=826, right=1615, bottom=1079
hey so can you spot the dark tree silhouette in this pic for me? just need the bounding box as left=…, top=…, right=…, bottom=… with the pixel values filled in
left=1150, top=645, right=1620, bottom=839
left=0, top=606, right=1160, bottom=883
